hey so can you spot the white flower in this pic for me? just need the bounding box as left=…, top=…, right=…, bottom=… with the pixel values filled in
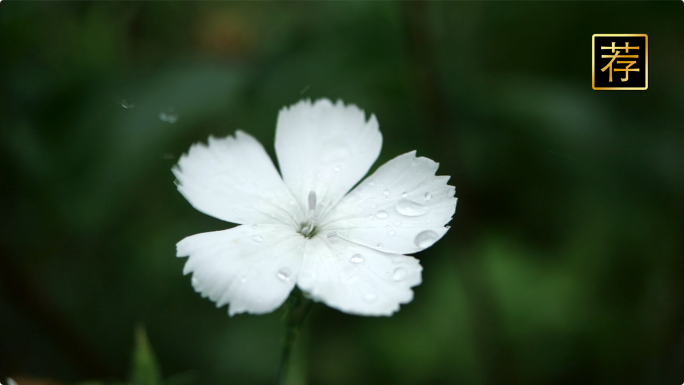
left=174, top=99, right=457, bottom=316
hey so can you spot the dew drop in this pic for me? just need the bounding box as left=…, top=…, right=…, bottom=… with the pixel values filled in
left=350, top=254, right=364, bottom=263
left=376, top=242, right=382, bottom=249
left=327, top=231, right=337, bottom=239
left=402, top=191, right=408, bottom=198
left=276, top=268, right=291, bottom=282
left=414, top=230, right=439, bottom=248
left=119, top=99, right=134, bottom=109
left=375, top=210, right=389, bottom=219
left=251, top=235, right=264, bottom=243
left=364, top=293, right=378, bottom=302
left=392, top=267, right=408, bottom=281
left=388, top=230, right=396, bottom=236
left=159, top=108, right=178, bottom=124
left=251, top=224, right=258, bottom=229
left=396, top=199, right=431, bottom=217
left=369, top=181, right=376, bottom=186
left=424, top=192, right=432, bottom=201
left=411, top=157, right=420, bottom=166
left=383, top=189, right=390, bottom=196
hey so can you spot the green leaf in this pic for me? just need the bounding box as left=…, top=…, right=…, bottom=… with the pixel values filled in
left=131, top=325, right=162, bottom=385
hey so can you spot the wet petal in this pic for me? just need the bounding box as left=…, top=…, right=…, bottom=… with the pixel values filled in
left=320, top=151, right=456, bottom=254
left=174, top=131, right=302, bottom=226
left=275, top=99, right=382, bottom=217
left=178, top=224, right=306, bottom=315
left=297, top=236, right=422, bottom=316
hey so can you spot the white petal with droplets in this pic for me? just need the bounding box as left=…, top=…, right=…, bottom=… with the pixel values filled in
left=297, top=236, right=422, bottom=316
left=275, top=99, right=382, bottom=218
left=173, top=131, right=303, bottom=226
left=320, top=151, right=457, bottom=254
left=177, top=224, right=305, bottom=316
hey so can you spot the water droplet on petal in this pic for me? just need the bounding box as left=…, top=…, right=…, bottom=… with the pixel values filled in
left=424, top=192, right=432, bottom=201
left=414, top=230, right=439, bottom=248
left=327, top=231, right=337, bottom=239
left=375, top=210, right=389, bottom=219
left=364, top=293, right=377, bottom=302
left=383, top=189, right=390, bottom=196
left=350, top=254, right=364, bottom=263
left=333, top=166, right=340, bottom=173
left=376, top=243, right=382, bottom=249
left=388, top=230, right=396, bottom=236
left=396, top=200, right=430, bottom=216
left=251, top=235, right=264, bottom=243
left=240, top=275, right=248, bottom=284
left=402, top=191, right=408, bottom=198
left=369, top=181, right=376, bottom=186
left=392, top=268, right=407, bottom=281
left=394, top=221, right=401, bottom=226
left=251, top=224, right=258, bottom=229
left=411, top=157, right=420, bottom=166
left=276, top=268, right=291, bottom=282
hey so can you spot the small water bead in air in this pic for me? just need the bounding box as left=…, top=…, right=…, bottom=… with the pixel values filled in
left=392, top=267, right=407, bottom=281
left=251, top=235, right=264, bottom=243
left=350, top=254, right=364, bottom=263
left=414, top=230, right=439, bottom=248
left=396, top=199, right=431, bottom=217
left=276, top=268, right=292, bottom=282
left=375, top=210, right=389, bottom=219
left=424, top=192, right=432, bottom=201
left=159, top=108, right=178, bottom=124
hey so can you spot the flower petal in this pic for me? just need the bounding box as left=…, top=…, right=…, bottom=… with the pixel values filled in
left=320, top=151, right=456, bottom=254
left=173, top=131, right=303, bottom=226
left=297, top=236, right=422, bottom=316
left=275, top=99, right=382, bottom=216
left=177, top=224, right=306, bottom=315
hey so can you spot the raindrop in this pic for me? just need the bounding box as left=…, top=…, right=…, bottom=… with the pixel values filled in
left=376, top=242, right=382, bottom=249
left=424, top=192, right=432, bottom=201
left=251, top=224, right=258, bottom=229
left=392, top=268, right=407, bottom=281
left=350, top=254, right=364, bottom=263
left=320, top=143, right=350, bottom=163
left=401, top=191, right=408, bottom=198
left=411, top=157, right=420, bottom=166
left=414, top=230, right=439, bottom=248
left=383, top=189, right=390, bottom=196
left=276, top=268, right=291, bottom=282
left=159, top=108, right=178, bottom=123
left=369, top=181, right=376, bottom=186
left=364, top=293, right=378, bottom=302
left=375, top=210, right=389, bottom=219
left=387, top=230, right=396, bottom=236
left=385, top=224, right=390, bottom=229
left=396, top=200, right=430, bottom=217
left=251, top=235, right=264, bottom=243
left=119, top=99, right=134, bottom=109
left=327, top=231, right=338, bottom=239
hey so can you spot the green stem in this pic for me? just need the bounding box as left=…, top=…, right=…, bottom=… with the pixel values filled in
left=276, top=289, right=313, bottom=385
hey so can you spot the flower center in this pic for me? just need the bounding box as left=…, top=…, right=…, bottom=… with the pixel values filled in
left=299, top=191, right=318, bottom=238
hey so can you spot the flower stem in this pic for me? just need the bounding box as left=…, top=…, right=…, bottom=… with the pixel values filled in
left=276, top=289, right=313, bottom=385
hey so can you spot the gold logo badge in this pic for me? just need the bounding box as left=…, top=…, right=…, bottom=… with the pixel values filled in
left=592, top=34, right=648, bottom=90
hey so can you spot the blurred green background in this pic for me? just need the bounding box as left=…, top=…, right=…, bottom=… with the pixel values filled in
left=1, top=1, right=683, bottom=385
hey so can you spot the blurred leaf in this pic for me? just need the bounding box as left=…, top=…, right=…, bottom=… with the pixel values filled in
left=131, top=326, right=162, bottom=385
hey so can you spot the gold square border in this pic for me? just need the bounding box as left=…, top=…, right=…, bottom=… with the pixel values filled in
left=592, top=34, right=648, bottom=91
